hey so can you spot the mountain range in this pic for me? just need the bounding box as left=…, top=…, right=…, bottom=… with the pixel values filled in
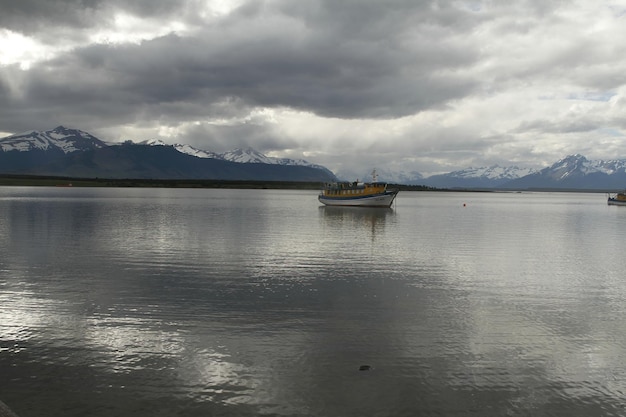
left=349, top=155, right=626, bottom=190
left=0, top=126, right=337, bottom=182
left=410, top=165, right=537, bottom=189
left=2, top=126, right=626, bottom=190
left=413, top=154, right=626, bottom=190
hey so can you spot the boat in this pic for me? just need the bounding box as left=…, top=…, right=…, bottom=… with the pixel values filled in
left=608, top=191, right=626, bottom=206
left=318, top=170, right=399, bottom=207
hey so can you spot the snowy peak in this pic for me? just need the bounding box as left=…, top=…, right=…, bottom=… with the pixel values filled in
left=420, top=164, right=537, bottom=188
left=0, top=126, right=107, bottom=153
left=542, top=154, right=626, bottom=178
left=220, top=147, right=276, bottom=164
left=449, top=165, right=536, bottom=180
left=216, top=147, right=334, bottom=175
left=144, top=141, right=328, bottom=170
left=139, top=139, right=169, bottom=147
left=138, top=139, right=220, bottom=159
left=172, top=143, right=220, bottom=159
left=503, top=154, right=626, bottom=189
left=547, top=154, right=590, bottom=179
left=135, top=139, right=334, bottom=174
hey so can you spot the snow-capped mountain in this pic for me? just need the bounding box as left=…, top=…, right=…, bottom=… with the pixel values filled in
left=422, top=165, right=537, bottom=188
left=144, top=142, right=335, bottom=175
left=422, top=155, right=626, bottom=189
left=139, top=139, right=220, bottom=159
left=208, top=146, right=326, bottom=169
left=217, top=147, right=337, bottom=177
left=545, top=153, right=626, bottom=177
left=0, top=125, right=107, bottom=153
left=220, top=146, right=276, bottom=164
left=449, top=165, right=536, bottom=180
left=504, top=154, right=626, bottom=189
left=0, top=126, right=338, bottom=181
left=1, top=129, right=318, bottom=172
left=174, top=143, right=220, bottom=159
left=4, top=127, right=626, bottom=189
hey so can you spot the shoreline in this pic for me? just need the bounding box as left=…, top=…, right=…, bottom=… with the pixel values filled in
left=0, top=175, right=433, bottom=191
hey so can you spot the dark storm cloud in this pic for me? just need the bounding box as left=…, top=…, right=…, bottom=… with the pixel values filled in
left=213, top=0, right=483, bottom=117
left=0, top=0, right=485, bottom=134
left=0, top=0, right=100, bottom=33
left=0, top=0, right=191, bottom=36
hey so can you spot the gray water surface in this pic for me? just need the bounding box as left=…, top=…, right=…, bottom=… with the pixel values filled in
left=1, top=187, right=626, bottom=416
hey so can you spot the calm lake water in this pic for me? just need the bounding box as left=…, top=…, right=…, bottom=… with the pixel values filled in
left=2, top=187, right=626, bottom=417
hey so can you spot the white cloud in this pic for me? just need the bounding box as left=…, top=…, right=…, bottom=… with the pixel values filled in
left=1, top=0, right=626, bottom=179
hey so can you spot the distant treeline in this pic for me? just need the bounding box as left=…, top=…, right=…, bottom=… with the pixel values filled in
left=0, top=174, right=435, bottom=191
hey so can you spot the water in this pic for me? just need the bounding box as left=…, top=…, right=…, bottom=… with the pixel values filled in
left=1, top=187, right=626, bottom=416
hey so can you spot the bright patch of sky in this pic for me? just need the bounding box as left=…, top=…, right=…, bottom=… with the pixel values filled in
left=90, top=13, right=190, bottom=45
left=0, top=29, right=52, bottom=69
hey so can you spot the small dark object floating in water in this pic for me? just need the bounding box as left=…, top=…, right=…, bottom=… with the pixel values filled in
left=359, top=365, right=371, bottom=371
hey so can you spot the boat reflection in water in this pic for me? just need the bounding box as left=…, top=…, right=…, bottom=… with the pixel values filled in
left=319, top=206, right=394, bottom=242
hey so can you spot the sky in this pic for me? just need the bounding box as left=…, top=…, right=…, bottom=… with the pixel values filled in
left=1, top=0, right=626, bottom=178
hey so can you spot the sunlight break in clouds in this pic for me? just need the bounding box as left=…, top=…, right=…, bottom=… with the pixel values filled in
left=0, top=29, right=51, bottom=69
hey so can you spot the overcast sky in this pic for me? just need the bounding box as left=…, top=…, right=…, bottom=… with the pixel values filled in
left=1, top=0, right=626, bottom=177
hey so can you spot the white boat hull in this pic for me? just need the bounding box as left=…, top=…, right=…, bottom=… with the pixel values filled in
left=318, top=190, right=398, bottom=207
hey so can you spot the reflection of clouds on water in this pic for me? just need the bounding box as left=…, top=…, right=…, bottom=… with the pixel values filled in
left=84, top=316, right=186, bottom=374
left=84, top=315, right=268, bottom=404
left=179, top=349, right=257, bottom=404
left=0, top=286, right=268, bottom=405
left=0, top=289, right=65, bottom=349
left=4, top=189, right=626, bottom=416
left=445, top=298, right=626, bottom=415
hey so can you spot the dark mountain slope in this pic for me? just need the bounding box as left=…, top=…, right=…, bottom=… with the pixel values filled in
left=26, top=143, right=337, bottom=181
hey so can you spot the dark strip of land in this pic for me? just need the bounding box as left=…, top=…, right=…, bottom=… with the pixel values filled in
left=0, top=174, right=433, bottom=191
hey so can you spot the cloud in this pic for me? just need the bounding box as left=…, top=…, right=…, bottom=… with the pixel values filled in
left=1, top=1, right=482, bottom=125
left=1, top=0, right=626, bottom=178
left=0, top=0, right=193, bottom=35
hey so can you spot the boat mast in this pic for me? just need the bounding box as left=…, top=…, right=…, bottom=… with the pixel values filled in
left=371, top=169, right=378, bottom=183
